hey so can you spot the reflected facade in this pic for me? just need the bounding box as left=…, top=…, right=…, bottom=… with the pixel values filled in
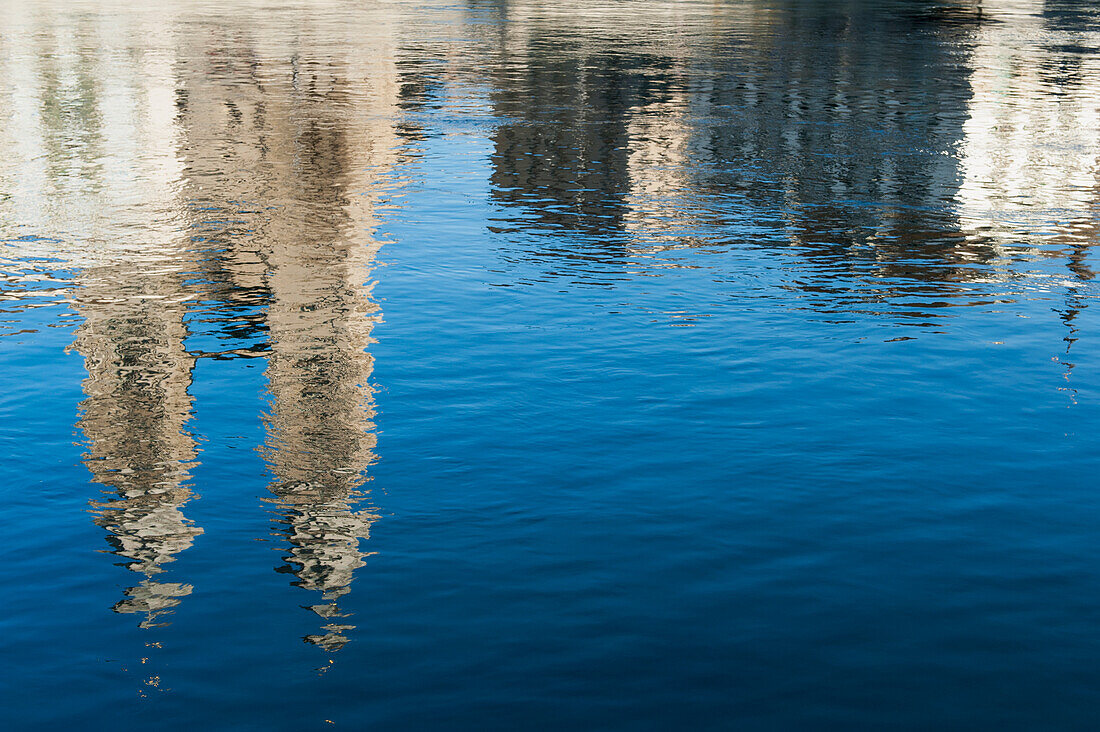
left=173, top=12, right=404, bottom=648
left=0, top=4, right=202, bottom=628
left=0, top=1, right=411, bottom=642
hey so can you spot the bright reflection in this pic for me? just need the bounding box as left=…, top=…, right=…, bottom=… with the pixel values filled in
left=0, top=0, right=412, bottom=645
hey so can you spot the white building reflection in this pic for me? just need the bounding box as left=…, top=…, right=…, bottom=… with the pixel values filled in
left=958, top=0, right=1100, bottom=258
left=0, top=4, right=203, bottom=628
left=172, top=4, right=406, bottom=650
left=0, top=0, right=412, bottom=640
left=956, top=0, right=1098, bottom=393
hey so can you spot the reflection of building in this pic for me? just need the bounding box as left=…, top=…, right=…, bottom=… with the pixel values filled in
left=959, top=0, right=1100, bottom=256
left=0, top=4, right=203, bottom=628
left=77, top=274, right=201, bottom=629
left=0, top=1, right=186, bottom=309
left=0, top=0, right=417, bottom=650
left=0, top=1, right=414, bottom=640
left=172, top=11, right=405, bottom=650
left=692, top=2, right=981, bottom=275
left=957, top=0, right=1100, bottom=393
left=479, top=0, right=1025, bottom=321
left=483, top=2, right=972, bottom=239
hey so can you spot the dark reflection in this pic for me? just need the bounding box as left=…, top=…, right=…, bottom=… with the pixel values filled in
left=483, top=1, right=980, bottom=279
left=693, top=0, right=990, bottom=321
left=480, top=0, right=1098, bottom=326
left=172, top=21, right=407, bottom=651
left=489, top=55, right=640, bottom=239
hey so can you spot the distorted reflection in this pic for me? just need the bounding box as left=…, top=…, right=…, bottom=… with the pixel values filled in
left=0, top=1, right=414, bottom=639
left=170, top=11, right=406, bottom=650
left=481, top=1, right=989, bottom=293
left=74, top=241, right=201, bottom=628
left=0, top=0, right=1096, bottom=688
left=959, top=0, right=1100, bottom=252
left=481, top=0, right=1097, bottom=327
left=0, top=8, right=204, bottom=628
left=77, top=283, right=201, bottom=628
left=958, top=0, right=1100, bottom=384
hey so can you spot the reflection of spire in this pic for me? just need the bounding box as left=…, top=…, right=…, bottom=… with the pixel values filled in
left=259, top=73, right=392, bottom=649
left=0, top=6, right=202, bottom=629
left=264, top=219, right=383, bottom=651
left=76, top=266, right=200, bottom=629
left=172, top=17, right=404, bottom=651
left=271, top=480, right=380, bottom=651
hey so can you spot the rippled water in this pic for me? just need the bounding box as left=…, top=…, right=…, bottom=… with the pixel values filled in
left=3, top=0, right=1100, bottom=727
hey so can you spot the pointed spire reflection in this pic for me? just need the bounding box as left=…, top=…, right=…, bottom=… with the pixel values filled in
left=0, top=7, right=205, bottom=630
left=76, top=269, right=201, bottom=629
left=257, top=87, right=393, bottom=647
left=171, top=15, right=406, bottom=650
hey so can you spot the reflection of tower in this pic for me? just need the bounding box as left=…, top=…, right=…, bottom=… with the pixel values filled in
left=173, top=12, right=403, bottom=651
left=0, top=4, right=202, bottom=628
left=258, top=62, right=396, bottom=652
left=262, top=139, right=386, bottom=651
left=77, top=269, right=200, bottom=628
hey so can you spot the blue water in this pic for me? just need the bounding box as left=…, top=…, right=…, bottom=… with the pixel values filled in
left=3, top=0, right=1100, bottom=727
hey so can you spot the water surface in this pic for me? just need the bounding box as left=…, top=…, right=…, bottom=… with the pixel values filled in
left=3, top=0, right=1100, bottom=728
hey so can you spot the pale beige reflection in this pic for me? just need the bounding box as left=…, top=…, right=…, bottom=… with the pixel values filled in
left=0, top=6, right=205, bottom=629
left=0, top=1, right=410, bottom=638
left=75, top=247, right=200, bottom=631
left=173, top=8, right=405, bottom=650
